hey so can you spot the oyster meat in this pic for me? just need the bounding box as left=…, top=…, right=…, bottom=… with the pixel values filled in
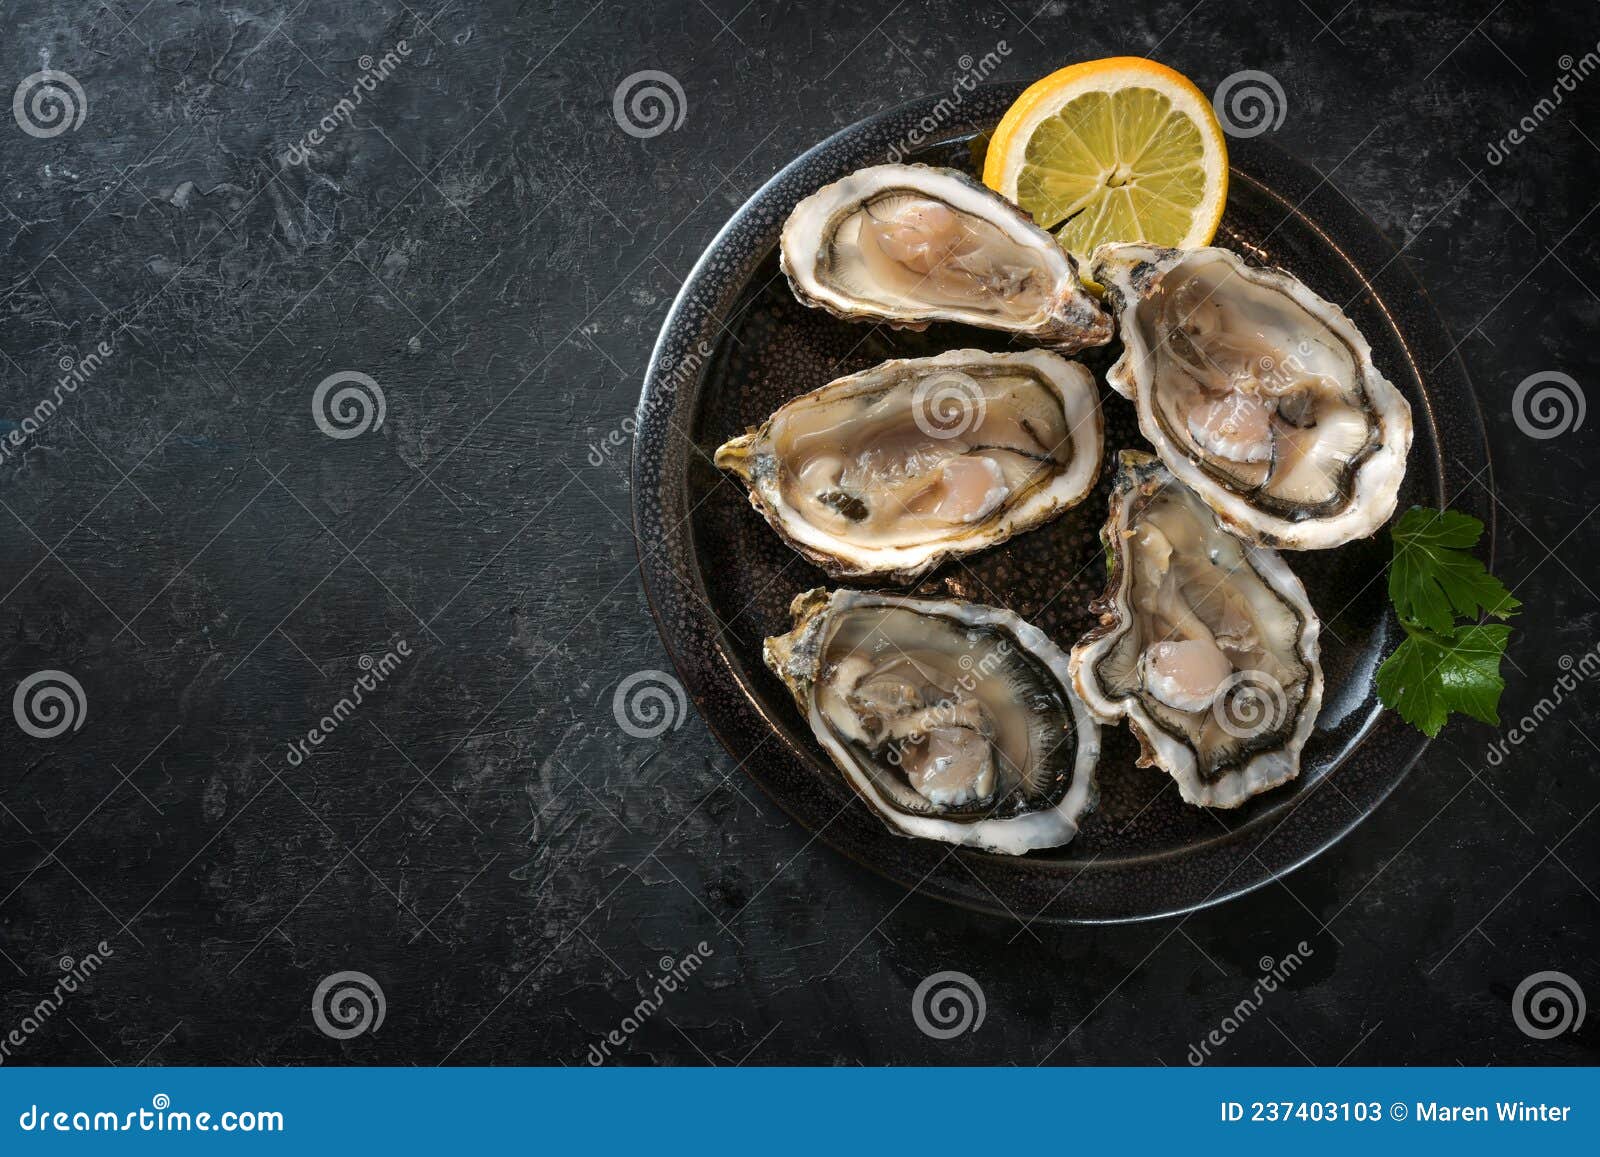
left=715, top=349, right=1102, bottom=582
left=1095, top=243, right=1412, bottom=549
left=766, top=587, right=1100, bottom=853
left=1070, top=452, right=1323, bottom=808
left=781, top=163, right=1112, bottom=352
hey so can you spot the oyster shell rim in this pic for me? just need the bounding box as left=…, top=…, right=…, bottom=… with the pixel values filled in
left=779, top=162, right=1114, bottom=353
left=1069, top=451, right=1326, bottom=809
left=714, top=348, right=1104, bottom=583
left=1093, top=241, right=1414, bottom=551
left=765, top=586, right=1102, bottom=854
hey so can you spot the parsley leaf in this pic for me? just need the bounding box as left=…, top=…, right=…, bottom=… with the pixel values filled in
left=1388, top=506, right=1520, bottom=634
left=1375, top=623, right=1512, bottom=737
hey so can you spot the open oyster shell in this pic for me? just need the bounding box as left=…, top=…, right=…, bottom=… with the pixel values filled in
left=766, top=587, right=1100, bottom=853
left=781, top=163, right=1112, bottom=352
left=714, top=349, right=1103, bottom=582
left=1070, top=452, right=1323, bottom=808
left=1094, top=243, right=1412, bottom=550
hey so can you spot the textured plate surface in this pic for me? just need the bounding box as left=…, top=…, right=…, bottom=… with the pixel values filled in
left=633, top=85, right=1489, bottom=923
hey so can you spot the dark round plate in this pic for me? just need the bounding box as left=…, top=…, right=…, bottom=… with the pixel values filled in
left=632, top=85, right=1490, bottom=923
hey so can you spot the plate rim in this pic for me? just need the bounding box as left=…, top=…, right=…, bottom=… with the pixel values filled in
left=631, top=84, right=1493, bottom=924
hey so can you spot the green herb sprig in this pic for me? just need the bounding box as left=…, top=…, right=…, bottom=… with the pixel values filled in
left=1375, top=507, right=1519, bottom=737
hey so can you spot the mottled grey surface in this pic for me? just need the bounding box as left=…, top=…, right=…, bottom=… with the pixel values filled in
left=0, top=0, right=1596, bottom=1066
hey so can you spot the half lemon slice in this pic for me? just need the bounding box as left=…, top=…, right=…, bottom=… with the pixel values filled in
left=982, top=57, right=1228, bottom=268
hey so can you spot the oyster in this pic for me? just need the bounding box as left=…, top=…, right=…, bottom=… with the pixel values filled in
left=781, top=164, right=1112, bottom=352
left=1070, top=452, right=1323, bottom=808
left=766, top=587, right=1100, bottom=853
left=1095, top=243, right=1412, bottom=550
left=714, top=349, right=1102, bottom=582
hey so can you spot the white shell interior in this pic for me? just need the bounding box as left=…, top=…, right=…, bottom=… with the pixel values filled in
left=782, top=164, right=1109, bottom=350
left=717, top=350, right=1101, bottom=581
left=1071, top=456, right=1324, bottom=808
left=1098, top=243, right=1412, bottom=549
left=768, top=590, right=1100, bottom=854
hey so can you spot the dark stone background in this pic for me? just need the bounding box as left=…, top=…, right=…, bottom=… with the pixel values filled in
left=1, top=0, right=1596, bottom=1066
